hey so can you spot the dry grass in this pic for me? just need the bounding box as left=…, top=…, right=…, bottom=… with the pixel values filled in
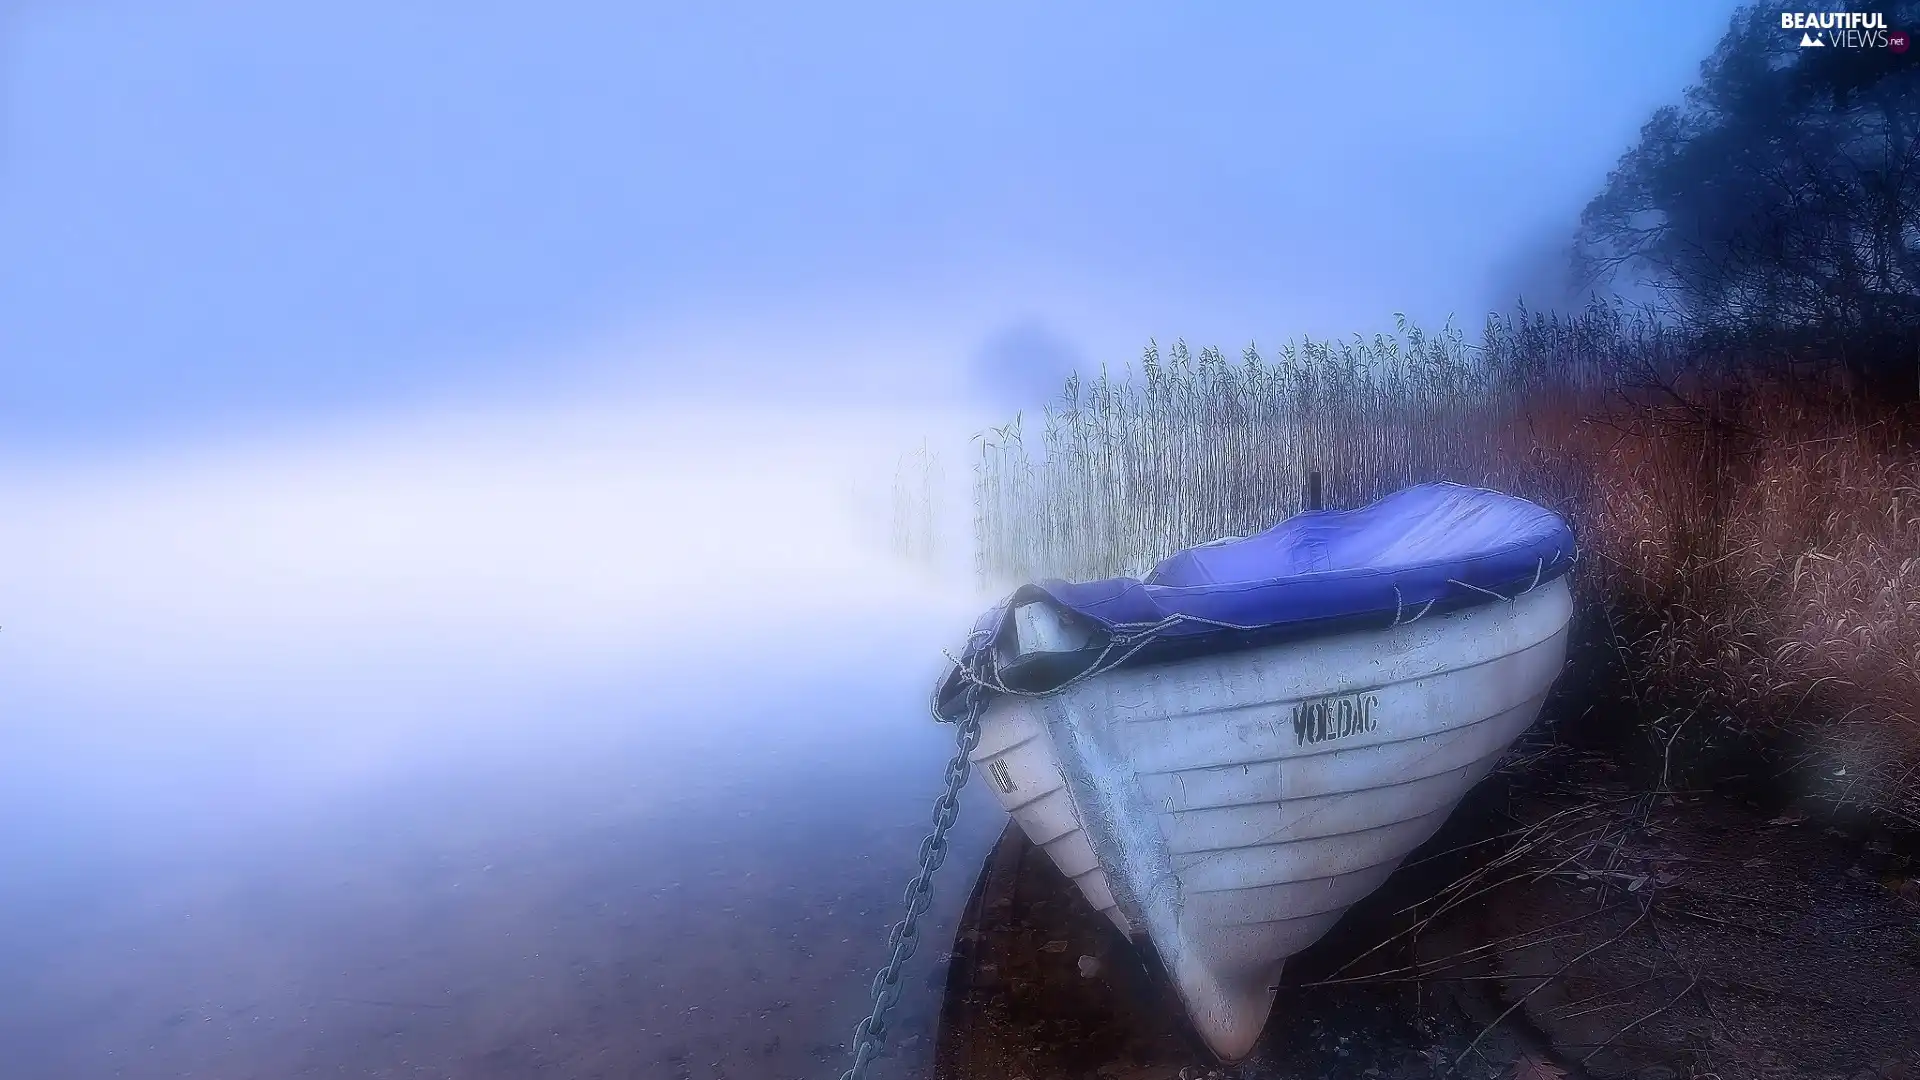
left=1579, top=383, right=1920, bottom=828
left=969, top=315, right=1602, bottom=584
left=961, top=304, right=1920, bottom=828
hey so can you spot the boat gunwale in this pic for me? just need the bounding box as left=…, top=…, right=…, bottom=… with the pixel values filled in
left=940, top=557, right=1578, bottom=714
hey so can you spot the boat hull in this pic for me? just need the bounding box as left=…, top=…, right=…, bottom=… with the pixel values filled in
left=967, top=577, right=1574, bottom=1062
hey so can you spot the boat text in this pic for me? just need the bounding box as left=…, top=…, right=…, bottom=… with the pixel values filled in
left=1291, top=693, right=1380, bottom=746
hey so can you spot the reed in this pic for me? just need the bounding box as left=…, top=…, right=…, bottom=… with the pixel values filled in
left=970, top=306, right=1623, bottom=584
left=889, top=440, right=943, bottom=570
left=965, top=303, right=1920, bottom=827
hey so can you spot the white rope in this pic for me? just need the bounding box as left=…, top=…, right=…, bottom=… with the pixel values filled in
left=1387, top=585, right=1434, bottom=627
left=943, top=557, right=1572, bottom=710
left=1447, top=578, right=1515, bottom=602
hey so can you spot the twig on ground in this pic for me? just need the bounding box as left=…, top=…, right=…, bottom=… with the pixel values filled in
left=1578, top=975, right=1699, bottom=1067
left=1453, top=905, right=1653, bottom=1071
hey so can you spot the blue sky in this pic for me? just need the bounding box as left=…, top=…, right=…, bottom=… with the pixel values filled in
left=0, top=1, right=1737, bottom=449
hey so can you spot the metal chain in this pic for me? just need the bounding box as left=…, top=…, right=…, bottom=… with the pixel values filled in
left=839, top=686, right=985, bottom=1080
left=836, top=557, right=1571, bottom=1079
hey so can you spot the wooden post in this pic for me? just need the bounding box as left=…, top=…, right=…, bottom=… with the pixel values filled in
left=1306, top=470, right=1322, bottom=511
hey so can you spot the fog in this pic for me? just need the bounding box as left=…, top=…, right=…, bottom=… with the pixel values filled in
left=0, top=3, right=1748, bottom=1075
left=0, top=390, right=989, bottom=860
left=0, top=385, right=1015, bottom=1077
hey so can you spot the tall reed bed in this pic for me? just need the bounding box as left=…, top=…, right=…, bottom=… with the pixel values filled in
left=971, top=308, right=1624, bottom=585
left=966, top=304, right=1920, bottom=827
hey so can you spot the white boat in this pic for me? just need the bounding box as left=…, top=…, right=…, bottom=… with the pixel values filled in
left=938, top=483, right=1575, bottom=1062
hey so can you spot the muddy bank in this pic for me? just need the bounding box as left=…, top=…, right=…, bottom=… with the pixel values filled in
left=1450, top=782, right=1920, bottom=1080
left=931, top=809, right=1566, bottom=1080
left=930, top=743, right=1920, bottom=1080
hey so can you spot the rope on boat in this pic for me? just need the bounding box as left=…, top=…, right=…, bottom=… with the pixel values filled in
left=841, top=547, right=1579, bottom=1076
left=941, top=611, right=1232, bottom=702
left=940, top=549, right=1578, bottom=711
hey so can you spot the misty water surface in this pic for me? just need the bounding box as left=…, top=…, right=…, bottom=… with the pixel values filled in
left=0, top=401, right=1001, bottom=1080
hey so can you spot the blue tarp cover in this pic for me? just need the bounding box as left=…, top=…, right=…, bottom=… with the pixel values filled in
left=944, top=482, right=1576, bottom=705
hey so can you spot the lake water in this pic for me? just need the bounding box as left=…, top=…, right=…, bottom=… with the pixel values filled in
left=0, top=401, right=1009, bottom=1080
left=0, top=596, right=1008, bottom=1080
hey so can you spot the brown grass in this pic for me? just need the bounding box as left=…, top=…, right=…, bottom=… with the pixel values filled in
left=964, top=305, right=1920, bottom=828
left=1575, top=380, right=1920, bottom=828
